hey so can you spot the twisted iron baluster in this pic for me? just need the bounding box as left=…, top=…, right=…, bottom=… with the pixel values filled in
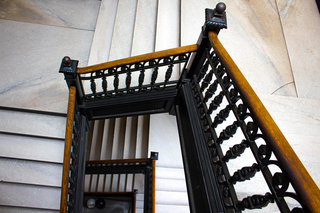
left=211, top=105, right=231, bottom=128
left=207, top=91, right=224, bottom=114
left=200, top=69, right=214, bottom=92
left=139, top=69, right=145, bottom=88
left=90, top=73, right=96, bottom=94
left=114, top=73, right=119, bottom=91
left=216, top=121, right=240, bottom=144
left=204, top=79, right=218, bottom=102
left=237, top=193, right=274, bottom=210
left=229, top=163, right=260, bottom=184
left=151, top=67, right=158, bottom=86
left=198, top=59, right=209, bottom=82
left=102, top=72, right=107, bottom=93
left=222, top=140, right=249, bottom=162
left=165, top=64, right=173, bottom=83
left=126, top=71, right=131, bottom=89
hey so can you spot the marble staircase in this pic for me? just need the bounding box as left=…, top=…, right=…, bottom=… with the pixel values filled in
left=0, top=107, right=65, bottom=212
left=1, top=0, right=320, bottom=212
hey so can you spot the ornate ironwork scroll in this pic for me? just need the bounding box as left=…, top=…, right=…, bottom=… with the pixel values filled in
left=190, top=44, right=307, bottom=212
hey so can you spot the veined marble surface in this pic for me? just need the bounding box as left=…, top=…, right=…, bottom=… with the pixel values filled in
left=182, top=0, right=297, bottom=97
left=0, top=0, right=100, bottom=30
left=0, top=19, right=94, bottom=113
left=277, top=0, right=320, bottom=100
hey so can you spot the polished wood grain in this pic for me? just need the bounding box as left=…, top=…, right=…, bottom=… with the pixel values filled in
left=152, top=159, right=156, bottom=213
left=77, top=44, right=198, bottom=74
left=60, top=86, right=76, bottom=213
left=208, top=31, right=320, bottom=212
left=87, top=158, right=154, bottom=165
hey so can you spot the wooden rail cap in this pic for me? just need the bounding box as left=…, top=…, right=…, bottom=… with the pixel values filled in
left=77, top=44, right=198, bottom=74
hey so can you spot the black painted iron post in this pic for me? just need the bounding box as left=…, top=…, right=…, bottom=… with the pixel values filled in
left=175, top=3, right=230, bottom=213
left=59, top=56, right=85, bottom=106
left=59, top=57, right=89, bottom=212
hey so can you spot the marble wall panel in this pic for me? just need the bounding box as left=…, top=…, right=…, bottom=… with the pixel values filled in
left=87, top=0, right=118, bottom=66
left=181, top=0, right=297, bottom=97
left=277, top=0, right=320, bottom=100
left=0, top=20, right=94, bottom=113
left=0, top=0, right=100, bottom=31
left=155, top=0, right=181, bottom=81
left=131, top=0, right=157, bottom=56
left=108, top=0, right=137, bottom=61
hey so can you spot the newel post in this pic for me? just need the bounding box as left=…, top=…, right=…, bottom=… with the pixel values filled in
left=183, top=2, right=227, bottom=81
left=203, top=2, right=227, bottom=34
left=59, top=56, right=85, bottom=105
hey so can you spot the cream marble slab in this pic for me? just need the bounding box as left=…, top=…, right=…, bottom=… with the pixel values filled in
left=0, top=182, right=60, bottom=209
left=87, top=0, right=118, bottom=65
left=149, top=113, right=184, bottom=168
left=0, top=19, right=94, bottom=113
left=0, top=133, right=64, bottom=163
left=0, top=0, right=100, bottom=31
left=181, top=0, right=297, bottom=97
left=155, top=0, right=181, bottom=81
left=0, top=158, right=62, bottom=187
left=131, top=0, right=157, bottom=56
left=277, top=0, right=320, bottom=99
left=108, top=0, right=137, bottom=61
left=0, top=109, right=66, bottom=138
left=155, top=0, right=180, bottom=51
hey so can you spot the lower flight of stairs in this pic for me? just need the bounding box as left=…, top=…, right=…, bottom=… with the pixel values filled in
left=0, top=93, right=319, bottom=213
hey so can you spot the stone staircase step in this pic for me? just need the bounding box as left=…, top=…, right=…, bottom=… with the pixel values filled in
left=0, top=133, right=64, bottom=163
left=156, top=167, right=186, bottom=180
left=155, top=204, right=190, bottom=213
left=156, top=178, right=187, bottom=192
left=155, top=191, right=189, bottom=206
left=0, top=158, right=62, bottom=187
left=0, top=182, right=60, bottom=210
left=131, top=0, right=157, bottom=57
left=0, top=206, right=58, bottom=213
left=0, top=108, right=66, bottom=139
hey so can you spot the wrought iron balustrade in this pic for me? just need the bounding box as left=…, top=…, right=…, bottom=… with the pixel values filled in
left=60, top=87, right=89, bottom=213
left=75, top=45, right=197, bottom=102
left=85, top=153, right=158, bottom=213
left=59, top=3, right=320, bottom=213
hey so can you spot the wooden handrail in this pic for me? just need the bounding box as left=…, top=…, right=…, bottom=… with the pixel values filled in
left=60, top=86, right=76, bottom=213
left=151, top=159, right=156, bottom=213
left=77, top=44, right=198, bottom=74
left=208, top=31, right=320, bottom=212
left=87, top=157, right=153, bottom=165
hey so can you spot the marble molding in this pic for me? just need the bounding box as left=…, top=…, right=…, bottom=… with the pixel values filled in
left=276, top=0, right=320, bottom=100
left=182, top=0, right=297, bottom=97
left=0, top=0, right=100, bottom=31
left=0, top=19, right=94, bottom=113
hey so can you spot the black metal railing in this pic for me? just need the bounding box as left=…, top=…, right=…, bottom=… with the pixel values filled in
left=190, top=47, right=306, bottom=212
left=78, top=52, right=192, bottom=101
left=60, top=3, right=320, bottom=213
left=85, top=152, right=158, bottom=213
left=60, top=87, right=89, bottom=213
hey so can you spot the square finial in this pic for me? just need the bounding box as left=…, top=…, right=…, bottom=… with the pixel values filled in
left=204, top=3, right=227, bottom=34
